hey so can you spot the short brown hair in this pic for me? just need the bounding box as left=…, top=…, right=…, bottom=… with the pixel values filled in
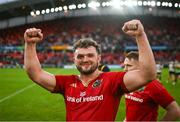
left=73, top=38, right=101, bottom=54
left=126, top=51, right=139, bottom=61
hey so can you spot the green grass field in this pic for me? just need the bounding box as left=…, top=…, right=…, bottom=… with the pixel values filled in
left=0, top=68, right=179, bottom=121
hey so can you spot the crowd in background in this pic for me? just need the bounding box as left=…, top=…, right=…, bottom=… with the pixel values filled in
left=0, top=15, right=180, bottom=68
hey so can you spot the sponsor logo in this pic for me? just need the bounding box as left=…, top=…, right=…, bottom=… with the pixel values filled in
left=67, top=95, right=103, bottom=103
left=125, top=94, right=143, bottom=103
left=80, top=91, right=86, bottom=97
left=130, top=92, right=133, bottom=95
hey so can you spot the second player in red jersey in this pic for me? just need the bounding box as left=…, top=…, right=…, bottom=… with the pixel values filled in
left=124, top=51, right=180, bottom=121
left=125, top=80, right=174, bottom=121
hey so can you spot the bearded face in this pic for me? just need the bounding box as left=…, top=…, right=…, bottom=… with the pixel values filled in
left=76, top=59, right=99, bottom=75
left=74, top=46, right=101, bottom=75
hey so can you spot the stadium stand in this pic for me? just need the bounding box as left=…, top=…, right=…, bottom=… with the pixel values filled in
left=0, top=15, right=180, bottom=68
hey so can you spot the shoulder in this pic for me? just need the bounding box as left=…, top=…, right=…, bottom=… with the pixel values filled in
left=55, top=75, right=77, bottom=81
left=101, top=71, right=126, bottom=77
left=146, top=80, right=167, bottom=93
left=101, top=72, right=126, bottom=84
left=147, top=80, right=162, bottom=87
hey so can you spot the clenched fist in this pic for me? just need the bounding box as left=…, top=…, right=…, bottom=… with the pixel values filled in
left=122, top=20, right=144, bottom=37
left=24, top=28, right=43, bottom=43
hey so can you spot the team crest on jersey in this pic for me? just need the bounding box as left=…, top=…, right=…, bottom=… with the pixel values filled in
left=92, top=79, right=102, bottom=88
left=139, top=87, right=145, bottom=91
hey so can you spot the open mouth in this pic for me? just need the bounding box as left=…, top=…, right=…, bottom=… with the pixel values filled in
left=82, top=64, right=90, bottom=67
left=81, top=62, right=91, bottom=65
left=80, top=62, right=92, bottom=68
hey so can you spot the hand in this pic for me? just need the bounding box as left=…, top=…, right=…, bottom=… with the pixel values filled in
left=24, top=28, right=43, bottom=43
left=122, top=19, right=144, bottom=37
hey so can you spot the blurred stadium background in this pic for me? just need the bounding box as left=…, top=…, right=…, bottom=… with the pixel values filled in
left=0, top=0, right=180, bottom=121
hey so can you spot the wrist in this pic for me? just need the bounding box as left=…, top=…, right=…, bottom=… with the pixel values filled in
left=25, top=42, right=36, bottom=47
left=136, top=32, right=146, bottom=39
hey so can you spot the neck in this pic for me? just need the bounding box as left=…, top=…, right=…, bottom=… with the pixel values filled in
left=79, top=69, right=102, bottom=83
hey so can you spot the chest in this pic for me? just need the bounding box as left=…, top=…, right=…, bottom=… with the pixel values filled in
left=64, top=79, right=109, bottom=104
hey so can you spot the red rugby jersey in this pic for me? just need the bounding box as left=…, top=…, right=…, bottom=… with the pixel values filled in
left=54, top=72, right=127, bottom=121
left=125, top=80, right=174, bottom=121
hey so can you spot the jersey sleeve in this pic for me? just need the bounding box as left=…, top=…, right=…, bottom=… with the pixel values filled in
left=111, top=72, right=129, bottom=95
left=52, top=75, right=74, bottom=94
left=147, top=80, right=174, bottom=108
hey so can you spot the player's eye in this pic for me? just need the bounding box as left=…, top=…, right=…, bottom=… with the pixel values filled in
left=87, top=53, right=94, bottom=58
left=77, top=54, right=84, bottom=59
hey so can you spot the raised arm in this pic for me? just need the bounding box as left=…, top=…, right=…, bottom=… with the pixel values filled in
left=122, top=20, right=156, bottom=92
left=24, top=28, right=56, bottom=92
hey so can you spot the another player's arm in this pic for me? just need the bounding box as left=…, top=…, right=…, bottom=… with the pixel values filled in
left=122, top=20, right=156, bottom=92
left=161, top=101, right=180, bottom=121
left=149, top=81, right=180, bottom=121
left=24, top=28, right=56, bottom=92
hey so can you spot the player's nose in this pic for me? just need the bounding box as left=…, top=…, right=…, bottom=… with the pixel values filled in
left=82, top=55, right=89, bottom=62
